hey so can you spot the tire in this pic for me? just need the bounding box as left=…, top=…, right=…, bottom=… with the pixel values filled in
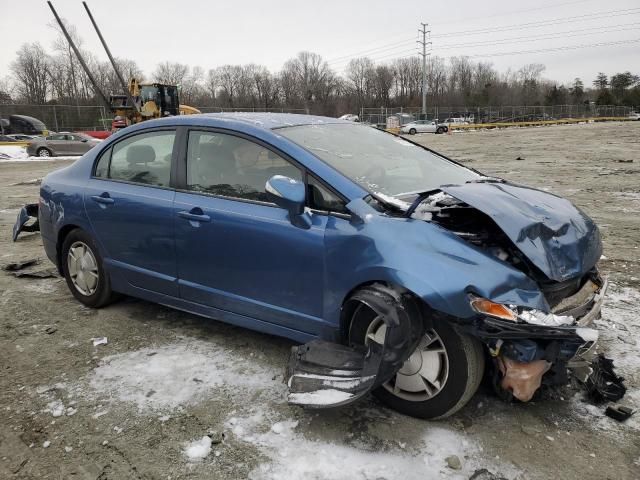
left=409, top=128, right=417, bottom=135
left=37, top=147, right=52, bottom=157
left=349, top=300, right=485, bottom=419
left=436, top=126, right=445, bottom=134
left=61, top=228, right=114, bottom=308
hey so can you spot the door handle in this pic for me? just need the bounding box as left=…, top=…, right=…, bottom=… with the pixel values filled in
left=91, top=193, right=114, bottom=205
left=178, top=210, right=211, bottom=223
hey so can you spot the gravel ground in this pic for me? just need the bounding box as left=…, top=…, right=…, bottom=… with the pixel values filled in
left=0, top=121, right=638, bottom=479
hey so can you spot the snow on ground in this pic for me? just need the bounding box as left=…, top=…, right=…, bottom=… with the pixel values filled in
left=88, top=339, right=281, bottom=412
left=224, top=412, right=514, bottom=480
left=0, top=145, right=80, bottom=162
left=184, top=436, right=213, bottom=461
left=0, top=145, right=28, bottom=160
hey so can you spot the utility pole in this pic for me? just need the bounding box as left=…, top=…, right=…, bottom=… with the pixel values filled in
left=417, top=23, right=431, bottom=118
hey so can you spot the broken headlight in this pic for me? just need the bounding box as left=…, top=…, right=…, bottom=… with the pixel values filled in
left=469, top=296, right=518, bottom=322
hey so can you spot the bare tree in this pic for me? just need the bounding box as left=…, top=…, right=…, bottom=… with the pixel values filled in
left=153, top=62, right=189, bottom=86
left=11, top=43, right=50, bottom=103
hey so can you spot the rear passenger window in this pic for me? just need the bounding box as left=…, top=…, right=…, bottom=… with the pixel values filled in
left=98, top=131, right=175, bottom=187
left=186, top=131, right=302, bottom=202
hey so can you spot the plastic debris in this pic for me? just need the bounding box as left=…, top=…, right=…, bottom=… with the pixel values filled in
left=605, top=404, right=635, bottom=422
left=584, top=354, right=626, bottom=403
left=92, top=337, right=108, bottom=346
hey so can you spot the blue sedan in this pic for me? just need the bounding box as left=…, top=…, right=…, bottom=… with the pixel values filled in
left=28, top=113, right=606, bottom=418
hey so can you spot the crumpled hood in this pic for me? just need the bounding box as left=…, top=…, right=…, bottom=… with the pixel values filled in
left=441, top=182, right=602, bottom=282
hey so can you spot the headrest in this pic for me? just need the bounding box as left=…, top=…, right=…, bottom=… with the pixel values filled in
left=127, top=144, right=155, bottom=165
left=199, top=142, right=219, bottom=160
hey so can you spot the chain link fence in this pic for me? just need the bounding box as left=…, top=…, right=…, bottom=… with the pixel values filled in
left=0, top=103, right=636, bottom=133
left=359, top=105, right=637, bottom=127
left=0, top=104, right=110, bottom=132
left=0, top=104, right=309, bottom=133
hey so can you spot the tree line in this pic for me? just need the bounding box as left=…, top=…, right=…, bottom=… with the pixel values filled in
left=2, top=30, right=639, bottom=117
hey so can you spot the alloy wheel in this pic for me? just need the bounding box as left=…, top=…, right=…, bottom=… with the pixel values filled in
left=366, top=319, right=450, bottom=402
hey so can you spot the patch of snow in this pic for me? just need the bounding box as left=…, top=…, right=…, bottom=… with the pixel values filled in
left=42, top=440, right=50, bottom=448
left=0, top=145, right=28, bottom=159
left=45, top=400, right=65, bottom=417
left=575, top=327, right=599, bottom=342
left=88, top=340, right=279, bottom=411
left=288, top=389, right=354, bottom=406
left=226, top=413, right=514, bottom=480
left=184, top=436, right=212, bottom=461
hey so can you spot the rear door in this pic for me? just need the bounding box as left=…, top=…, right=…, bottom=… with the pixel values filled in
left=84, top=128, right=179, bottom=296
left=173, top=129, right=327, bottom=335
left=45, top=134, right=68, bottom=154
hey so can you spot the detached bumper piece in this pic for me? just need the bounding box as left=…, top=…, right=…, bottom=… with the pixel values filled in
left=12, top=203, right=40, bottom=241
left=286, top=285, right=425, bottom=409
left=287, top=340, right=379, bottom=408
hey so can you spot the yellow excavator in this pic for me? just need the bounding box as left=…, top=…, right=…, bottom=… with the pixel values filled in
left=48, top=1, right=201, bottom=131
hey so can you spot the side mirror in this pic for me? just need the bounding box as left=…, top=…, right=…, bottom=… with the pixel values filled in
left=265, top=175, right=310, bottom=229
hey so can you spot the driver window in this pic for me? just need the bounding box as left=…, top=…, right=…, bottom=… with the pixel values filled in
left=186, top=131, right=302, bottom=202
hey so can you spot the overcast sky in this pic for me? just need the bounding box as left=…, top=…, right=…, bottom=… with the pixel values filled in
left=1, top=0, right=638, bottom=85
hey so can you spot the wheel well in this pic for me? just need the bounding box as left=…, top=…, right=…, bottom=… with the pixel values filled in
left=56, top=225, right=80, bottom=273
left=339, top=281, right=430, bottom=343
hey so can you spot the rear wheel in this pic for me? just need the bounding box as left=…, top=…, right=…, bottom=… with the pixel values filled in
left=436, top=126, right=445, bottom=134
left=37, top=147, right=51, bottom=157
left=409, top=128, right=417, bottom=135
left=349, top=298, right=485, bottom=419
left=61, top=229, right=114, bottom=308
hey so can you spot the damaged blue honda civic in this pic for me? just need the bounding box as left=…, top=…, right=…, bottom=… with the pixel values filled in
left=24, top=113, right=607, bottom=419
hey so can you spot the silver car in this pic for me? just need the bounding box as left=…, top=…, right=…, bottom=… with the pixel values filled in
left=400, top=120, right=448, bottom=135
left=26, top=132, right=100, bottom=157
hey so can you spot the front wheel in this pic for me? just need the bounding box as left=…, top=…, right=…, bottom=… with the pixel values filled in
left=61, top=229, right=114, bottom=308
left=436, top=126, right=446, bottom=134
left=349, top=303, right=485, bottom=419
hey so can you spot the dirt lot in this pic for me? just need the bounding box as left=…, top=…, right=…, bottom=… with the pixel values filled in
left=0, top=121, right=638, bottom=479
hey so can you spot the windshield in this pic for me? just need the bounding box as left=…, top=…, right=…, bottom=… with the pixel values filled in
left=279, top=124, right=478, bottom=197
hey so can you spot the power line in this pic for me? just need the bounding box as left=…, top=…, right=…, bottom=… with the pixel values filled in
left=463, top=37, right=640, bottom=58
left=325, top=7, right=640, bottom=69
left=430, top=7, right=640, bottom=38
left=324, top=5, right=638, bottom=66
left=434, top=22, right=640, bottom=50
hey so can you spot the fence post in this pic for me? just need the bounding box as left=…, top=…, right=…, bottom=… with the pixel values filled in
left=52, top=104, right=59, bottom=132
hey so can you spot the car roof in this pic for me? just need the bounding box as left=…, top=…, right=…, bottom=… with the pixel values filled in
left=132, top=112, right=351, bottom=132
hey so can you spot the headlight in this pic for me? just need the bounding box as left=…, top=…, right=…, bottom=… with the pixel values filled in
left=469, top=296, right=518, bottom=322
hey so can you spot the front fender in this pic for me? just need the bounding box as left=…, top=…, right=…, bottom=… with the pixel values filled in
left=323, top=199, right=547, bottom=326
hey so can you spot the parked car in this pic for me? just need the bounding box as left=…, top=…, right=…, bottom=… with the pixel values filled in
left=7, top=134, right=38, bottom=141
left=0, top=135, right=18, bottom=142
left=26, top=132, right=101, bottom=157
left=6, top=115, right=49, bottom=136
left=400, top=120, right=448, bottom=134
left=628, top=112, right=640, bottom=120
left=338, top=114, right=359, bottom=122
left=443, top=117, right=471, bottom=125
left=22, top=113, right=605, bottom=419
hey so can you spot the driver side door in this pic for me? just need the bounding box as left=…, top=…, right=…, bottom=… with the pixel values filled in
left=174, top=129, right=328, bottom=336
